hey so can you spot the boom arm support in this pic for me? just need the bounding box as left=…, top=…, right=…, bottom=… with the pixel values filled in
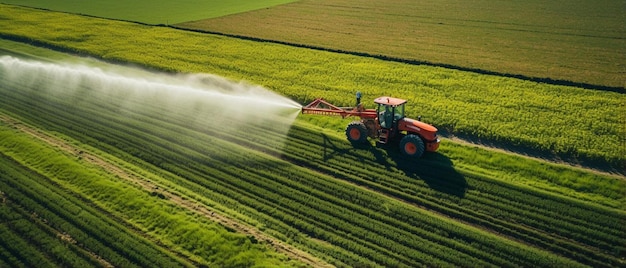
left=301, top=98, right=377, bottom=119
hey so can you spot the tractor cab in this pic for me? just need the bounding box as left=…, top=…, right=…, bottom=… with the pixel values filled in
left=374, top=96, right=406, bottom=129
left=301, top=95, right=440, bottom=158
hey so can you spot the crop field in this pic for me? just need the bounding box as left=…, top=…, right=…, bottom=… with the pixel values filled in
left=179, top=0, right=626, bottom=89
left=1, top=3, right=625, bottom=268
left=1, top=4, right=623, bottom=171
left=0, top=0, right=297, bottom=24
left=1, top=54, right=624, bottom=267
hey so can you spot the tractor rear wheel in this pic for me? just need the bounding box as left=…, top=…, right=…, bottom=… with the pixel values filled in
left=346, top=121, right=368, bottom=143
left=400, top=134, right=425, bottom=157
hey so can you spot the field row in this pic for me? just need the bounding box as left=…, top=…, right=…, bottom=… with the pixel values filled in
left=0, top=4, right=623, bottom=170
left=0, top=117, right=300, bottom=266
left=1, top=64, right=624, bottom=267
left=280, top=124, right=625, bottom=266
left=0, top=144, right=194, bottom=267
left=199, top=115, right=625, bottom=266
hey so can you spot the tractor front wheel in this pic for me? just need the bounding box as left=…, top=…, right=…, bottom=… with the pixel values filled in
left=346, top=121, right=368, bottom=143
left=400, top=134, right=425, bottom=157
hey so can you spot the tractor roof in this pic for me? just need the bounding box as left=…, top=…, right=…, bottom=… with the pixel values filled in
left=374, top=96, right=407, bottom=106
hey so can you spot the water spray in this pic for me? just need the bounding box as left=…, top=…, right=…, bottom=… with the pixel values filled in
left=0, top=55, right=302, bottom=150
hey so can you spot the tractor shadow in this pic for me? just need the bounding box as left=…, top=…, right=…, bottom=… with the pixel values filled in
left=322, top=134, right=467, bottom=198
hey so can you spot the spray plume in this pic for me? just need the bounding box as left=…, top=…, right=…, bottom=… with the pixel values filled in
left=0, top=55, right=302, bottom=152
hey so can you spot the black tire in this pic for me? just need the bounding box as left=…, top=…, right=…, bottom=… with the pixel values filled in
left=345, top=121, right=368, bottom=143
left=399, top=134, right=425, bottom=157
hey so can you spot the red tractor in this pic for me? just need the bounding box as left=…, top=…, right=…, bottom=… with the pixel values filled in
left=301, top=96, right=440, bottom=157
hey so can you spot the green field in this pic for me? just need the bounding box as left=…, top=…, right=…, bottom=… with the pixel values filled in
left=179, top=0, right=626, bottom=89
left=1, top=51, right=624, bottom=266
left=1, top=3, right=625, bottom=268
left=0, top=0, right=297, bottom=24
left=4, top=0, right=623, bottom=88
left=1, top=4, right=623, bottom=170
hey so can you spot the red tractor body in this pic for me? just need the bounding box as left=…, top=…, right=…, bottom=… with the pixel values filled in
left=302, top=96, right=440, bottom=157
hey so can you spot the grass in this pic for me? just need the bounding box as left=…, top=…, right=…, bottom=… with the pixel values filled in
left=177, top=0, right=626, bottom=89
left=0, top=0, right=297, bottom=24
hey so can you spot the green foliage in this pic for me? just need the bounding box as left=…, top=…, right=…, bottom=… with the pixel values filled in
left=1, top=5, right=625, bottom=268
left=0, top=125, right=296, bottom=267
left=0, top=4, right=622, bottom=170
left=0, top=153, right=187, bottom=267
left=1, top=63, right=623, bottom=267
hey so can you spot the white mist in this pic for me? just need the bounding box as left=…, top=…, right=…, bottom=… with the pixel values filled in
left=0, top=55, right=301, bottom=153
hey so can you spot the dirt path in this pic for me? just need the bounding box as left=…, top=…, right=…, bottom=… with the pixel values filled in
left=0, top=114, right=331, bottom=268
